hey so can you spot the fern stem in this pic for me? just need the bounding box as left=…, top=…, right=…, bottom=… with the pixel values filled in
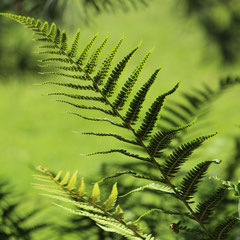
left=36, top=28, right=212, bottom=239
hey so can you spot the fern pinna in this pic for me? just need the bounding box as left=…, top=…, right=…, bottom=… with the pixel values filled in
left=1, top=13, right=239, bottom=240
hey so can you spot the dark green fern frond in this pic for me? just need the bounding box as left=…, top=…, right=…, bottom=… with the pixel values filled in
left=76, top=33, right=98, bottom=66
left=195, top=188, right=226, bottom=222
left=49, top=92, right=106, bottom=103
left=162, top=133, right=217, bottom=178
left=82, top=132, right=137, bottom=145
left=178, top=160, right=221, bottom=201
left=136, top=82, right=179, bottom=140
left=94, top=36, right=124, bottom=85
left=42, top=82, right=95, bottom=91
left=68, top=29, right=81, bottom=58
left=124, top=68, right=161, bottom=125
left=112, top=51, right=151, bottom=110
left=69, top=112, right=123, bottom=127
left=147, top=119, right=195, bottom=158
left=83, top=149, right=150, bottom=162
left=211, top=217, right=239, bottom=240
left=84, top=35, right=109, bottom=74
left=57, top=100, right=115, bottom=116
left=102, top=46, right=138, bottom=97
left=60, top=31, right=68, bottom=51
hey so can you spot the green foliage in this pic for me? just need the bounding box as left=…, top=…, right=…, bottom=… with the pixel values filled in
left=0, top=178, right=47, bottom=240
left=34, top=166, right=155, bottom=240
left=1, top=12, right=239, bottom=240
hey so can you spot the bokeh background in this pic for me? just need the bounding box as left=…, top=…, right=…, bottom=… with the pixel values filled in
left=0, top=0, right=240, bottom=239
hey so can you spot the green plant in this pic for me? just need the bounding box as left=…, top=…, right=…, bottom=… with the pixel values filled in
left=0, top=178, right=47, bottom=240
left=1, top=13, right=239, bottom=240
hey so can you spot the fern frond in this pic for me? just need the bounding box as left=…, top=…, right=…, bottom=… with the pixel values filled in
left=124, top=68, right=161, bottom=125
left=40, top=57, right=71, bottom=63
left=195, top=188, right=226, bottom=222
left=34, top=166, right=155, bottom=240
left=60, top=31, right=68, bottom=51
left=83, top=149, right=150, bottom=162
left=103, top=183, right=118, bottom=211
left=94, top=36, right=124, bottom=85
left=119, top=183, right=174, bottom=198
left=48, top=92, right=106, bottom=103
left=82, top=132, right=137, bottom=145
left=211, top=217, right=239, bottom=240
left=39, top=71, right=89, bottom=80
left=47, top=22, right=56, bottom=39
left=57, top=100, right=115, bottom=115
left=136, top=82, right=179, bottom=140
left=102, top=46, right=138, bottom=97
left=84, top=35, right=109, bottom=74
left=134, top=208, right=191, bottom=223
left=162, top=133, right=217, bottom=178
left=178, top=160, right=221, bottom=201
left=42, top=82, right=95, bottom=91
left=76, top=33, right=98, bottom=66
left=68, top=29, right=81, bottom=58
left=147, top=119, right=195, bottom=158
left=112, top=51, right=151, bottom=110
left=69, top=112, right=123, bottom=127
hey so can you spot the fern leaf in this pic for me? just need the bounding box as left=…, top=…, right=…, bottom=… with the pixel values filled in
left=113, top=205, right=124, bottom=221
left=48, top=92, right=106, bottom=103
left=102, top=46, right=138, bottom=97
left=94, top=36, right=124, bottom=85
left=69, top=112, right=123, bottom=127
left=42, top=82, right=95, bottom=91
left=119, top=183, right=174, bottom=198
left=66, top=171, right=78, bottom=190
left=195, top=188, right=226, bottom=222
left=53, top=170, right=62, bottom=181
left=68, top=29, right=80, bottom=58
left=90, top=183, right=101, bottom=203
left=41, top=21, right=49, bottom=34
left=40, top=57, right=71, bottom=63
left=39, top=72, right=89, bottom=80
left=147, top=119, right=195, bottom=158
left=124, top=68, right=161, bottom=125
left=59, top=171, right=70, bottom=186
left=47, top=22, right=56, bottom=39
left=84, top=149, right=150, bottom=162
left=178, top=160, right=221, bottom=201
left=112, top=51, right=151, bottom=110
left=60, top=31, right=68, bottom=51
left=136, top=82, right=179, bottom=140
left=98, top=170, right=163, bottom=184
left=82, top=132, right=137, bottom=145
left=103, top=183, right=118, bottom=211
left=38, top=50, right=63, bottom=55
left=57, top=100, right=115, bottom=115
left=77, top=177, right=85, bottom=196
left=84, top=35, right=109, bottom=74
left=162, top=133, right=217, bottom=178
left=54, top=28, right=61, bottom=44
left=76, top=33, right=98, bottom=66
left=211, top=217, right=239, bottom=240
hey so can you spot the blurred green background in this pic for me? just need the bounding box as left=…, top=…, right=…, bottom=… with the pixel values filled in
left=0, top=0, right=240, bottom=239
